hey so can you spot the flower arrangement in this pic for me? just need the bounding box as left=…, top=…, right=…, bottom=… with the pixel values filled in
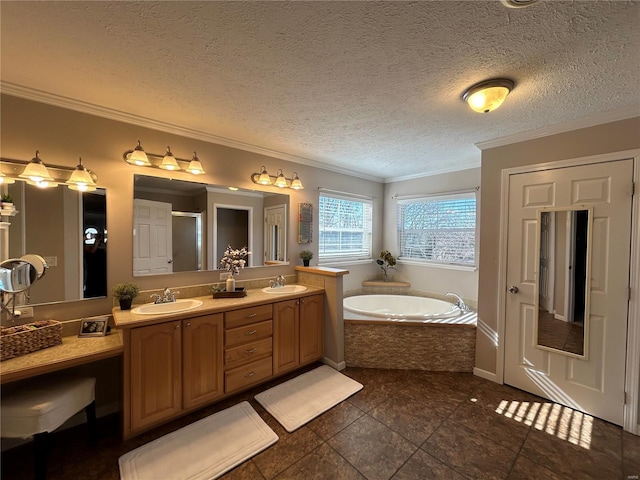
left=220, top=245, right=251, bottom=276
left=376, top=250, right=396, bottom=281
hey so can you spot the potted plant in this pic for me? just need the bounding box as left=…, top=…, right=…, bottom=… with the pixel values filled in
left=376, top=250, right=396, bottom=281
left=300, top=250, right=313, bottom=266
left=112, top=282, right=140, bottom=310
left=1, top=193, right=14, bottom=210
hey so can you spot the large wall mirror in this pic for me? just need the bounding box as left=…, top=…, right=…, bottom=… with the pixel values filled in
left=535, top=207, right=592, bottom=358
left=4, top=181, right=107, bottom=306
left=133, top=175, right=289, bottom=276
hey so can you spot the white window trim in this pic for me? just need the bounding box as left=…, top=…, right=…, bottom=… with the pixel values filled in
left=318, top=189, right=373, bottom=263
left=397, top=190, right=478, bottom=268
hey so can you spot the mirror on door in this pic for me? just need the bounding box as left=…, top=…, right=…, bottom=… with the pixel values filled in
left=535, top=207, right=592, bottom=358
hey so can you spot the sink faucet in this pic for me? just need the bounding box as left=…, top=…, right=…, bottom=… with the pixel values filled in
left=151, top=288, right=179, bottom=304
left=445, top=292, right=471, bottom=312
left=269, top=275, right=286, bottom=288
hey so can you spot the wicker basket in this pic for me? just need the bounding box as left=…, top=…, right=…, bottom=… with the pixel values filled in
left=0, top=320, right=63, bottom=361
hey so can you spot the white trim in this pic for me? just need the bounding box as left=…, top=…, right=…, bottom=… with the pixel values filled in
left=385, top=163, right=481, bottom=183
left=398, top=259, right=477, bottom=272
left=624, top=152, right=640, bottom=435
left=1, top=82, right=384, bottom=183
left=473, top=367, right=500, bottom=383
left=319, top=259, right=373, bottom=267
left=497, top=148, right=640, bottom=435
left=476, top=106, right=640, bottom=151
left=323, top=358, right=346, bottom=371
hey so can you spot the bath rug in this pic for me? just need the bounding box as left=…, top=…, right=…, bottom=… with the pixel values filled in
left=118, top=401, right=278, bottom=480
left=255, top=365, right=363, bottom=432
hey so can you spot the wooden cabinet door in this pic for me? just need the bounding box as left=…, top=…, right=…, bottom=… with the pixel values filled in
left=273, top=299, right=299, bottom=374
left=183, top=314, right=224, bottom=409
left=130, top=321, right=182, bottom=431
left=300, top=294, right=324, bottom=365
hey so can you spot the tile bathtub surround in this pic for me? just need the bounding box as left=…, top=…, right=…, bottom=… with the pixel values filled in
left=1, top=366, right=637, bottom=480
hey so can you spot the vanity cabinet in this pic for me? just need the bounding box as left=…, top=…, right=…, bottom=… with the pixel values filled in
left=273, top=294, right=323, bottom=375
left=183, top=314, right=224, bottom=409
left=121, top=291, right=324, bottom=438
left=224, top=304, right=273, bottom=394
left=129, top=313, right=224, bottom=432
left=130, top=320, right=182, bottom=431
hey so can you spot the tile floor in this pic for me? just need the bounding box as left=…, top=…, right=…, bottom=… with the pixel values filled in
left=2, top=365, right=639, bottom=480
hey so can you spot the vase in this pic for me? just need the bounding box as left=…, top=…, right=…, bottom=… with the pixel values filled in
left=226, top=274, right=236, bottom=292
left=303, top=259, right=310, bottom=267
left=119, top=297, right=132, bottom=310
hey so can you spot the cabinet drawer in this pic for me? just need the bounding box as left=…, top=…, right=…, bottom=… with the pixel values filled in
left=225, top=357, right=273, bottom=393
left=225, top=304, right=273, bottom=329
left=225, top=320, right=272, bottom=348
left=225, top=337, right=272, bottom=370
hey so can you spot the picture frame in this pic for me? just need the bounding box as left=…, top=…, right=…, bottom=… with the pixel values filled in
left=78, top=316, right=109, bottom=337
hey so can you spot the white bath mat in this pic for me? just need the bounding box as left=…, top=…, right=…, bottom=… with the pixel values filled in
left=119, top=401, right=278, bottom=480
left=255, top=365, right=363, bottom=432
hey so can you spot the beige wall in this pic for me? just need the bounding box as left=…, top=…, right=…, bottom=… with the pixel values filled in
left=0, top=94, right=383, bottom=321
left=477, top=116, right=640, bottom=376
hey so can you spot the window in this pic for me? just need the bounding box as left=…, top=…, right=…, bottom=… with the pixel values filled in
left=397, top=192, right=476, bottom=266
left=319, top=191, right=372, bottom=262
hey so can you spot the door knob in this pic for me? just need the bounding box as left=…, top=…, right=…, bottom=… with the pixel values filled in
left=509, top=286, right=519, bottom=294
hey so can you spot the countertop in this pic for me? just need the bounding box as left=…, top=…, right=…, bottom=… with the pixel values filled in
left=112, top=285, right=325, bottom=328
left=0, top=329, right=123, bottom=384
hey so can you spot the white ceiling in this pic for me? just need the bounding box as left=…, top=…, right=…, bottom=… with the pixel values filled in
left=1, top=1, right=639, bottom=182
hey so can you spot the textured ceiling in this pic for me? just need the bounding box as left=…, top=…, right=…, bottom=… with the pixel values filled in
left=1, top=1, right=639, bottom=182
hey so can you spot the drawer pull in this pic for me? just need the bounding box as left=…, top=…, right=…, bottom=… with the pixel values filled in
left=245, top=371, right=256, bottom=378
left=246, top=348, right=256, bottom=354
left=245, top=313, right=257, bottom=318
left=244, top=329, right=257, bottom=336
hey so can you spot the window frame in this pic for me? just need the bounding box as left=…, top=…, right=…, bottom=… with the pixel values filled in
left=396, top=190, right=477, bottom=269
left=318, top=190, right=373, bottom=264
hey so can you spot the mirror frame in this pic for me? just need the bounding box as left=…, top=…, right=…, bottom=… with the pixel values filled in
left=534, top=206, right=593, bottom=359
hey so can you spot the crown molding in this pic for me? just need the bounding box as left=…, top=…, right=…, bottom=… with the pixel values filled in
left=384, top=160, right=481, bottom=183
left=475, top=105, right=640, bottom=150
left=1, top=82, right=384, bottom=183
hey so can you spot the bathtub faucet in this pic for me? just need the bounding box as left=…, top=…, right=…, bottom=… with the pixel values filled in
left=445, top=292, right=471, bottom=312
left=269, top=275, right=286, bottom=288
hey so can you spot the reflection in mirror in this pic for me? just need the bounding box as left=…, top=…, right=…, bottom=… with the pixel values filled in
left=5, top=181, right=107, bottom=306
left=133, top=175, right=289, bottom=277
left=535, top=207, right=591, bottom=358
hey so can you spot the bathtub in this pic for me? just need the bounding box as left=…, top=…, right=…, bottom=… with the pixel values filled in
left=343, top=294, right=461, bottom=321
left=343, top=294, right=476, bottom=371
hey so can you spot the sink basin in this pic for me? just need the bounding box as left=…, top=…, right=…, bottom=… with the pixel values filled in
left=261, top=285, right=308, bottom=294
left=131, top=299, right=204, bottom=315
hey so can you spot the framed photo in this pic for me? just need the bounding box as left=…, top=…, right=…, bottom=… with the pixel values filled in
left=78, top=316, right=109, bottom=337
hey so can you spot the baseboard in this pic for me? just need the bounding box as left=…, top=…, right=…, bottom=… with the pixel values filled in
left=473, top=367, right=500, bottom=383
left=323, top=357, right=346, bottom=371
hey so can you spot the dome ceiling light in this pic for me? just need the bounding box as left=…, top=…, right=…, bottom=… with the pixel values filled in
left=462, top=78, right=515, bottom=113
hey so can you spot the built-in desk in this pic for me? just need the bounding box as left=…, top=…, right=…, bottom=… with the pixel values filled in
left=0, top=330, right=123, bottom=384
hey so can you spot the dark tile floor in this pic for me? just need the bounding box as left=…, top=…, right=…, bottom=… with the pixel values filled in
left=2, top=366, right=639, bottom=480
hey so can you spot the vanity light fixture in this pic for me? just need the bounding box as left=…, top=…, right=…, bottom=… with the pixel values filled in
left=462, top=78, right=514, bottom=113
left=126, top=140, right=151, bottom=166
left=159, top=146, right=180, bottom=171
left=0, top=164, right=15, bottom=185
left=185, top=152, right=205, bottom=175
left=65, top=157, right=97, bottom=192
left=19, top=151, right=55, bottom=183
left=123, top=142, right=206, bottom=175
left=1, top=151, right=99, bottom=191
left=250, top=166, right=304, bottom=190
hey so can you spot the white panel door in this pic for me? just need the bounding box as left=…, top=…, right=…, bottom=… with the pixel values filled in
left=504, top=159, right=633, bottom=426
left=133, top=199, right=173, bottom=275
left=264, top=205, right=286, bottom=263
